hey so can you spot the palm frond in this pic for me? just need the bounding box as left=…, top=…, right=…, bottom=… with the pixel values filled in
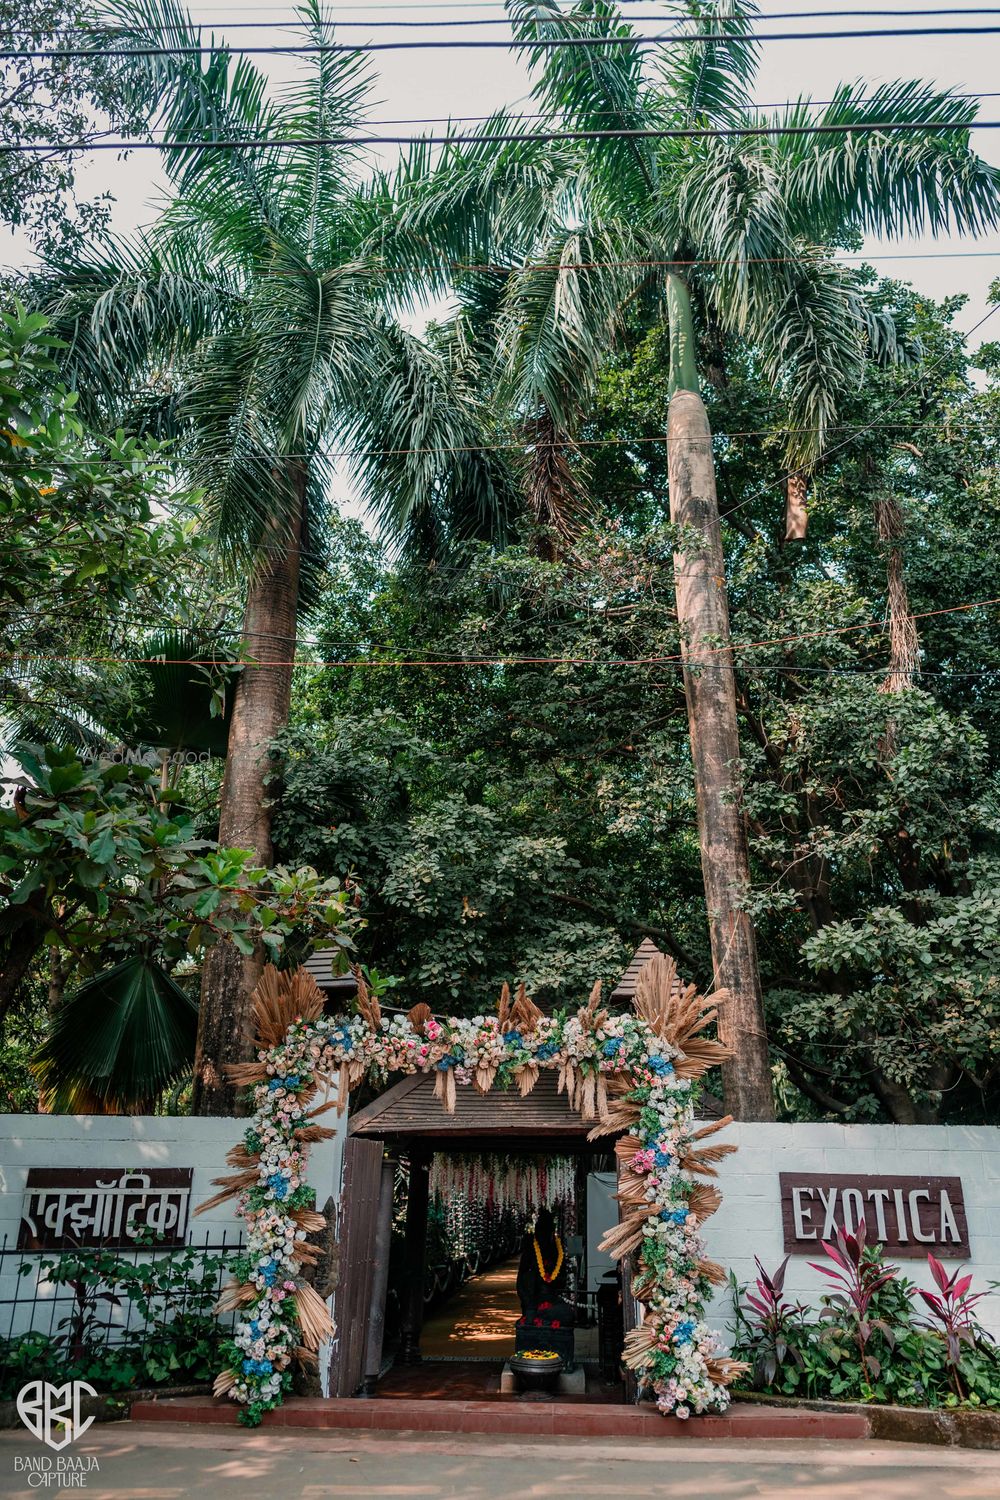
left=508, top=0, right=659, bottom=201
left=95, top=0, right=284, bottom=231
left=119, top=629, right=237, bottom=755
left=270, top=0, right=376, bottom=255
left=23, top=239, right=237, bottom=425
left=362, top=112, right=574, bottom=300
left=775, top=80, right=1000, bottom=241
left=34, top=957, right=198, bottom=1113
left=343, top=320, right=520, bottom=554
left=655, top=0, right=760, bottom=127
left=497, top=222, right=644, bottom=429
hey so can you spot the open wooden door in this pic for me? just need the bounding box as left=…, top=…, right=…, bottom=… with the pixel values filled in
left=618, top=1159, right=641, bottom=1403
left=328, top=1136, right=384, bottom=1397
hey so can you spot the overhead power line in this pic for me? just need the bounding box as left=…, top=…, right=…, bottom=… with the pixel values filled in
left=1, top=419, right=993, bottom=471
left=12, top=23, right=1000, bottom=58
left=20, top=248, right=1000, bottom=278
left=39, top=6, right=1000, bottom=29
left=4, top=117, right=999, bottom=153
left=91, top=0, right=1000, bottom=9
left=3, top=595, right=998, bottom=671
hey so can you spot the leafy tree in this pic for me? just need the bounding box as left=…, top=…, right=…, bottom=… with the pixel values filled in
left=0, top=304, right=228, bottom=752
left=0, top=0, right=143, bottom=255
left=29, top=0, right=519, bottom=1112
left=268, top=277, right=1000, bottom=1124
left=0, top=744, right=360, bottom=1107
left=386, top=0, right=1000, bottom=1117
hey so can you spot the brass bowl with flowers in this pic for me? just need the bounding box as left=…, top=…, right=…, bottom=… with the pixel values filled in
left=510, top=1348, right=565, bottom=1393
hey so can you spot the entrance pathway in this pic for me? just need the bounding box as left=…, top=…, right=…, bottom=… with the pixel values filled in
left=417, top=1255, right=599, bottom=1364
left=420, top=1258, right=520, bottom=1359
left=3, top=1424, right=998, bottom=1499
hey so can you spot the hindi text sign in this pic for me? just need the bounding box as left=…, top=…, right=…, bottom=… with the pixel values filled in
left=18, top=1168, right=192, bottom=1250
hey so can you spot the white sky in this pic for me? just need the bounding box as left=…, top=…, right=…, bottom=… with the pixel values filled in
left=6, top=0, right=1000, bottom=519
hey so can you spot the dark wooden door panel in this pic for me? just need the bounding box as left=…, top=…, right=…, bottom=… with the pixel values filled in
left=329, top=1136, right=384, bottom=1398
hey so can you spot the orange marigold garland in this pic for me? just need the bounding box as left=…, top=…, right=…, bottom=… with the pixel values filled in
left=533, top=1233, right=565, bottom=1283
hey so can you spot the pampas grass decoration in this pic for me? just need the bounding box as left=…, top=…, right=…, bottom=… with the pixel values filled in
left=475, top=1062, right=498, bottom=1094
left=515, top=1062, right=538, bottom=1097
left=622, top=1324, right=657, bottom=1368
left=510, top=982, right=543, bottom=1034
left=293, top=1282, right=335, bottom=1350
left=295, top=1123, right=337, bottom=1145
left=707, top=1355, right=748, bottom=1387
left=408, top=1002, right=434, bottom=1035
left=354, top=972, right=381, bottom=1033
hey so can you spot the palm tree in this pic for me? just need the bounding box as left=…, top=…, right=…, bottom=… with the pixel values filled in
left=34, top=0, right=517, bottom=1113
left=386, top=0, right=1000, bottom=1118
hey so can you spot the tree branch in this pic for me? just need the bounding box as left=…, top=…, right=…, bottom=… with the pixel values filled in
left=556, top=891, right=699, bottom=976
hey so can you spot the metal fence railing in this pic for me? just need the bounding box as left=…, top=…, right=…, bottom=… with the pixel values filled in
left=0, top=1230, right=243, bottom=1376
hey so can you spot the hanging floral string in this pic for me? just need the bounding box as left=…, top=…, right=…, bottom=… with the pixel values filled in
left=199, top=957, right=747, bottom=1425
left=428, top=1152, right=574, bottom=1217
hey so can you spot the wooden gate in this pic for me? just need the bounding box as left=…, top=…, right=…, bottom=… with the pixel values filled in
left=618, top=1159, right=640, bottom=1403
left=328, top=1136, right=384, bottom=1397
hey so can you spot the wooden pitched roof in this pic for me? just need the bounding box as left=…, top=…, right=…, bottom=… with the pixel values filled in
left=349, top=1067, right=722, bottom=1144
left=609, top=937, right=663, bottom=1003
left=348, top=1071, right=594, bottom=1142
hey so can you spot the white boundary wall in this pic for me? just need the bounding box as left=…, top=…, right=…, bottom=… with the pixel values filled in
left=0, top=1114, right=346, bottom=1340
left=706, top=1123, right=1000, bottom=1340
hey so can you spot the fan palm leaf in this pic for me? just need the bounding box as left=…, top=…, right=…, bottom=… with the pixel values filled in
left=33, top=957, right=198, bottom=1113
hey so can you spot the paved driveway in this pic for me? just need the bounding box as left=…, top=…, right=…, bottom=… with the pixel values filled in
left=2, top=1422, right=999, bottom=1499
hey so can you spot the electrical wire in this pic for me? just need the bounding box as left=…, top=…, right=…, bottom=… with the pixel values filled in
left=6, top=115, right=997, bottom=152
left=12, top=22, right=1000, bottom=58
left=54, top=90, right=1000, bottom=127
left=1, top=418, right=994, bottom=471
left=38, top=5, right=1000, bottom=28
left=3, top=593, right=997, bottom=669
left=17, top=249, right=1000, bottom=279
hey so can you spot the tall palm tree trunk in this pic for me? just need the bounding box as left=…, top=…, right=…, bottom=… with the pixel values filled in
left=666, top=277, right=774, bottom=1120
left=192, top=470, right=304, bottom=1116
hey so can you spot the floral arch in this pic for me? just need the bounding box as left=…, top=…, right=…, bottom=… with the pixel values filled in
left=200, top=955, right=747, bottom=1425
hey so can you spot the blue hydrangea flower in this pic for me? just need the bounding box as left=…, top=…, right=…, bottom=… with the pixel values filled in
left=536, top=1041, right=558, bottom=1061
left=673, top=1321, right=695, bottom=1344
left=602, top=1038, right=622, bottom=1057
left=652, top=1147, right=673, bottom=1167
left=647, top=1055, right=673, bottom=1077
left=503, top=1029, right=523, bottom=1047
left=659, top=1207, right=688, bottom=1225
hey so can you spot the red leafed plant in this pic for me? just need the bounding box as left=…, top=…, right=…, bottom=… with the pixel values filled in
left=810, top=1219, right=900, bottom=1395
left=915, top=1254, right=992, bottom=1399
left=741, top=1255, right=810, bottom=1387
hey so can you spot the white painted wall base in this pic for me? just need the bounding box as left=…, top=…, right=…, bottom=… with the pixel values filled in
left=705, top=1123, right=1000, bottom=1340
left=0, top=1114, right=345, bottom=1341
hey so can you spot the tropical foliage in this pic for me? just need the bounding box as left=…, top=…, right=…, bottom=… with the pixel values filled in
left=0, top=744, right=360, bottom=1105
left=2, top=0, right=1000, bottom=1122
left=731, top=1233, right=1000, bottom=1408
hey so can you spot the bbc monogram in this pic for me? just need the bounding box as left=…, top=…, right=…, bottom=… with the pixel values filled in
left=16, top=1382, right=96, bottom=1451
